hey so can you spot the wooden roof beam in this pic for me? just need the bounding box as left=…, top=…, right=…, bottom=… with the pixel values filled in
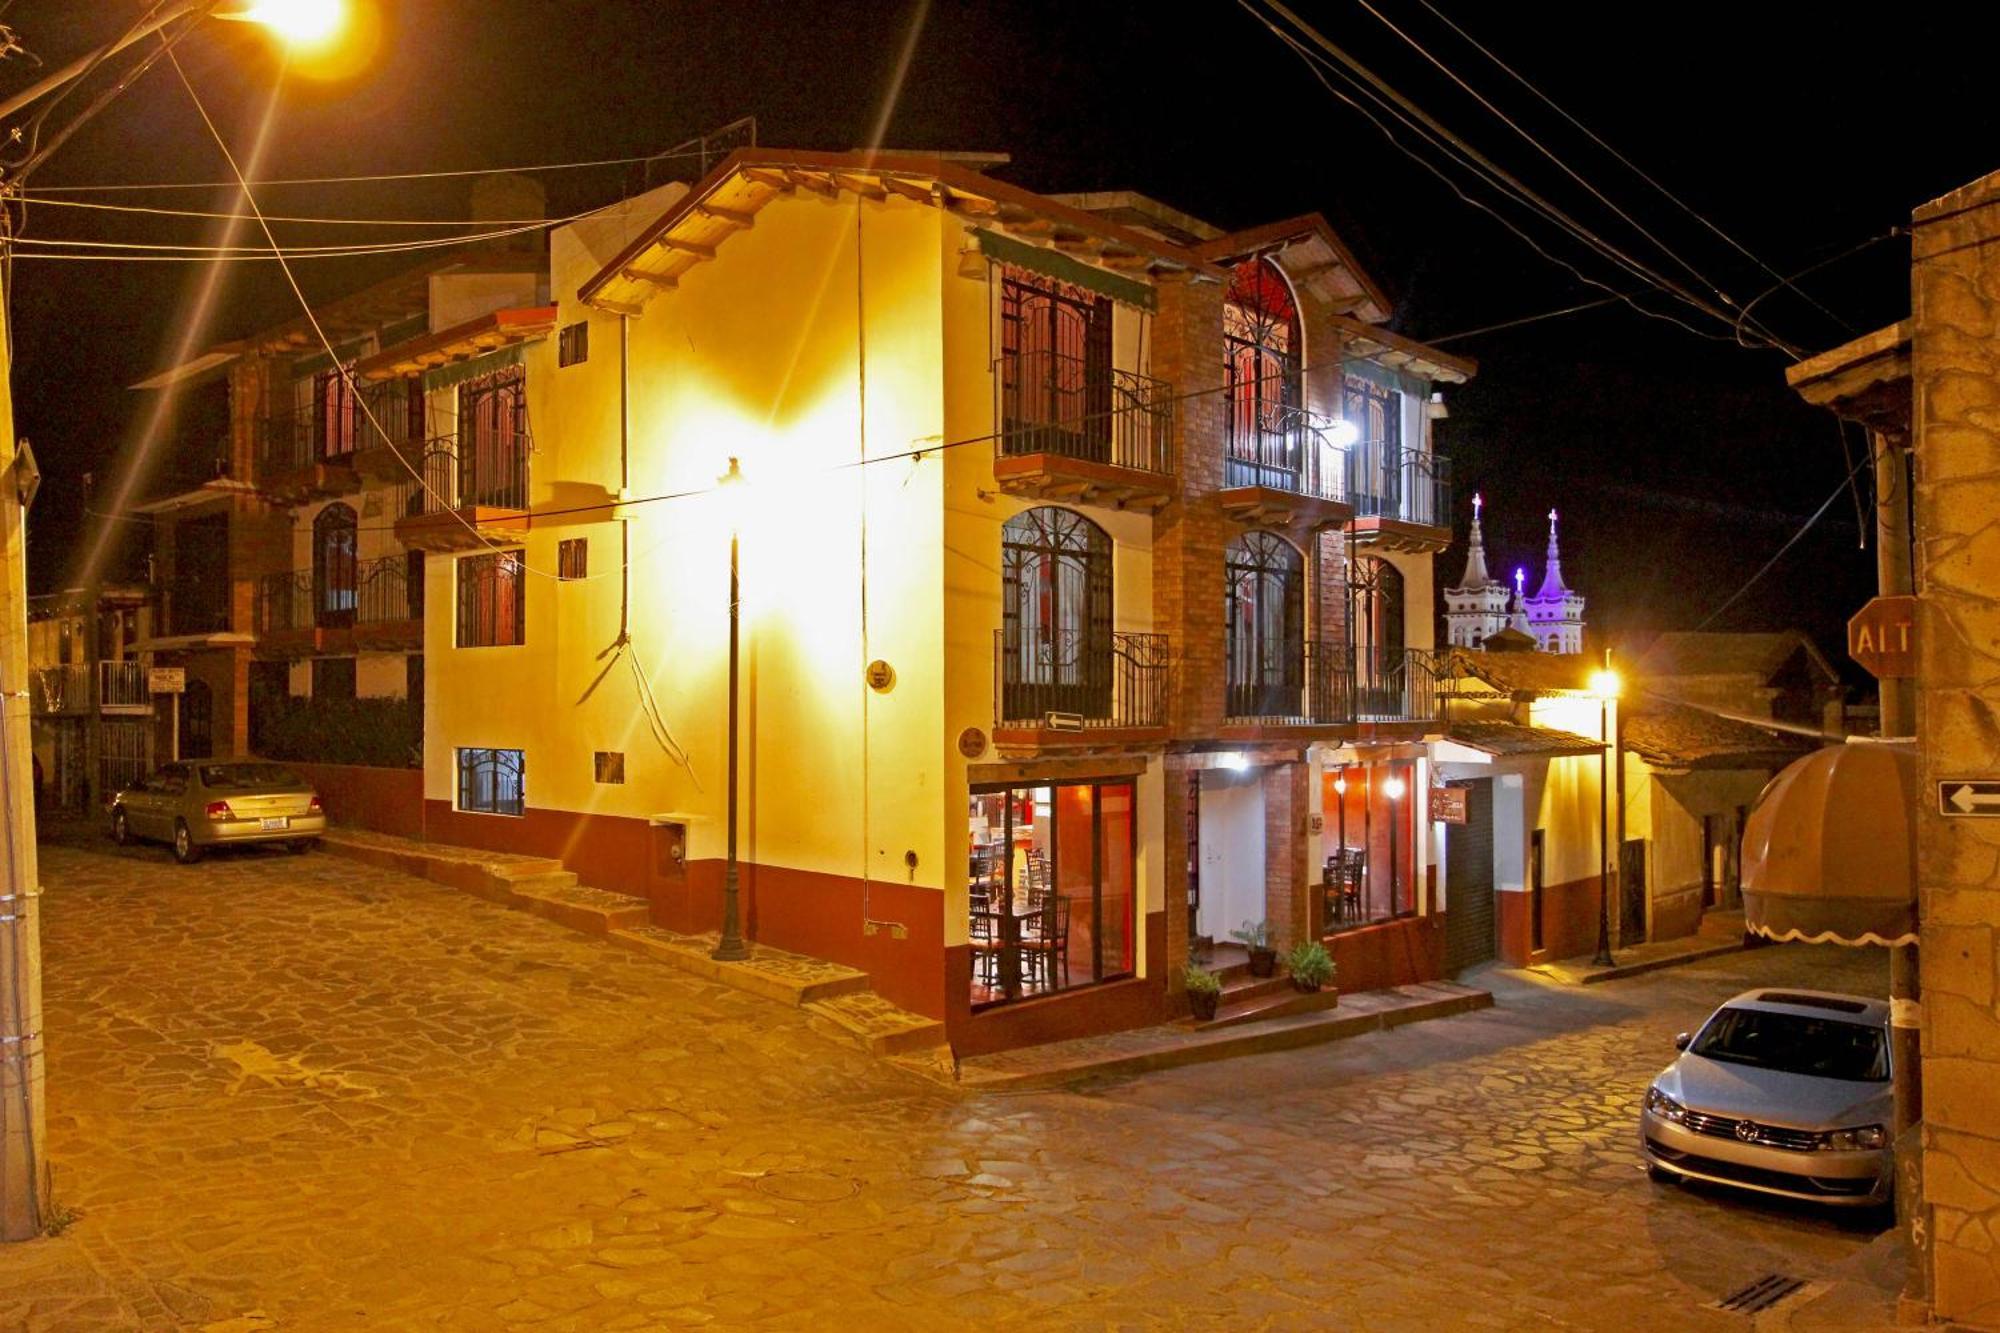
left=658, top=237, right=717, bottom=260
left=744, top=169, right=796, bottom=194
left=590, top=297, right=646, bottom=318
left=784, top=169, right=837, bottom=198
left=833, top=172, right=887, bottom=201
left=879, top=175, right=933, bottom=204
left=695, top=204, right=755, bottom=230
left=622, top=265, right=679, bottom=289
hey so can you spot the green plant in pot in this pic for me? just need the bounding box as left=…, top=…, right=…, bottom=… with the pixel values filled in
left=1285, top=939, right=1336, bottom=996
left=1231, top=919, right=1277, bottom=977
left=1183, top=962, right=1222, bottom=1021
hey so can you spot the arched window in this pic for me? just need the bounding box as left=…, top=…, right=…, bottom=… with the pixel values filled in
left=999, top=270, right=1113, bottom=460
left=313, top=503, right=358, bottom=628
left=1001, top=507, right=1113, bottom=720
left=180, top=678, right=213, bottom=760
left=1226, top=530, right=1304, bottom=717
left=1352, top=555, right=1405, bottom=655
left=1223, top=258, right=1303, bottom=488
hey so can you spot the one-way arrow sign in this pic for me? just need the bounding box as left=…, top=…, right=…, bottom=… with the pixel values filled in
left=1941, top=781, right=2000, bottom=816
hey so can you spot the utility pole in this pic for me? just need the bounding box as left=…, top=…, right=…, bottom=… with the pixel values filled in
left=0, top=213, right=48, bottom=1239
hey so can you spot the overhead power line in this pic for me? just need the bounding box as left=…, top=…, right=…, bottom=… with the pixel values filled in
left=21, top=144, right=723, bottom=194
left=20, top=194, right=557, bottom=227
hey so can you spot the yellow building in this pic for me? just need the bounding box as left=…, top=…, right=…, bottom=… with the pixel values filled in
left=411, top=150, right=1472, bottom=1054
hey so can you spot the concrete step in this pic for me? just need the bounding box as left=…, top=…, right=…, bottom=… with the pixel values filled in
left=1208, top=984, right=1343, bottom=1029
left=511, top=879, right=650, bottom=936
left=1218, top=971, right=1294, bottom=1004
left=1698, top=909, right=1748, bottom=941
left=804, top=992, right=947, bottom=1057
left=606, top=926, right=872, bottom=1008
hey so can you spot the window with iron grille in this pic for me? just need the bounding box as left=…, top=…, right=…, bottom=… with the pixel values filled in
left=1000, top=506, right=1112, bottom=721
left=558, top=321, right=589, bottom=367
left=1225, top=530, right=1304, bottom=717
left=998, top=269, right=1112, bottom=460
left=455, top=550, right=525, bottom=647
left=457, top=747, right=524, bottom=816
left=558, top=538, right=588, bottom=581
left=594, top=751, right=625, bottom=784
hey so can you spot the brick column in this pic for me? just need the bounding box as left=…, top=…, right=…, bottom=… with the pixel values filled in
left=1262, top=760, right=1311, bottom=952
left=1162, top=753, right=1191, bottom=1014
left=1151, top=273, right=1229, bottom=738
left=1912, top=168, right=2000, bottom=1326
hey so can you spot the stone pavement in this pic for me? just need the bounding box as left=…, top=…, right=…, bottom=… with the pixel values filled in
left=0, top=829, right=1902, bottom=1330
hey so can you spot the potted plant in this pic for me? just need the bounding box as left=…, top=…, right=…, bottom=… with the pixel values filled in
left=1284, top=939, right=1336, bottom=996
left=1231, top=920, right=1278, bottom=977
left=1183, top=962, right=1222, bottom=1021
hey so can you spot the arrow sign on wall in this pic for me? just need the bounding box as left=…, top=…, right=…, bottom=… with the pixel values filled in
left=1941, top=781, right=2000, bottom=816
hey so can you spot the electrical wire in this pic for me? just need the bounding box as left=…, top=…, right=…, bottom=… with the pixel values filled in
left=1408, top=0, right=1858, bottom=340
left=1428, top=294, right=1619, bottom=345
left=1729, top=228, right=1904, bottom=349
left=1689, top=449, right=1874, bottom=633
left=1346, top=0, right=1799, bottom=355
left=12, top=216, right=565, bottom=254
left=21, top=194, right=559, bottom=227
left=1246, top=0, right=1779, bottom=351
left=22, top=144, right=727, bottom=193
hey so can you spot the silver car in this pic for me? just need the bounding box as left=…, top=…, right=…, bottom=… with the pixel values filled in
left=1640, top=988, right=1893, bottom=1209
left=111, top=760, right=327, bottom=864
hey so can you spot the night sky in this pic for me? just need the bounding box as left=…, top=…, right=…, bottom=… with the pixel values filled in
left=6, top=1, right=1997, bottom=684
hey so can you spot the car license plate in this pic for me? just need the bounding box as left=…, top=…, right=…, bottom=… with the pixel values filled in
left=260, top=816, right=289, bottom=831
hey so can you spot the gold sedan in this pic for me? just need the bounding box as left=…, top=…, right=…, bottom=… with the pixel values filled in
left=110, top=760, right=327, bottom=864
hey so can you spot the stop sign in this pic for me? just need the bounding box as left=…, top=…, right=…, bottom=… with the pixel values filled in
left=1848, top=595, right=1917, bottom=678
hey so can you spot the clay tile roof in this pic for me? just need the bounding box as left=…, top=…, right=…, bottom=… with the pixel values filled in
left=1622, top=702, right=1817, bottom=770
left=1446, top=721, right=1606, bottom=758
left=1440, top=648, right=1597, bottom=696
left=1636, top=630, right=1836, bottom=683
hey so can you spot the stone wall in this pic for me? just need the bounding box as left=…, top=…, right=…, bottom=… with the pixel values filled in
left=1913, top=166, right=2000, bottom=1328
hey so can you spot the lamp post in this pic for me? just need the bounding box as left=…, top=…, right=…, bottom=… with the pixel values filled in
left=1589, top=661, right=1622, bottom=968
left=0, top=0, right=356, bottom=1245
left=711, top=457, right=749, bottom=962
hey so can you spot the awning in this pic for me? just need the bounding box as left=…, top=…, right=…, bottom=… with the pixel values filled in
left=1740, top=742, right=1916, bottom=947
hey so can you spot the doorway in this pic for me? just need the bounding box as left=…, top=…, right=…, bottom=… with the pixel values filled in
left=1529, top=829, right=1546, bottom=953
left=1196, top=768, right=1266, bottom=945
left=1619, top=838, right=1648, bottom=947
left=1443, top=778, right=1495, bottom=973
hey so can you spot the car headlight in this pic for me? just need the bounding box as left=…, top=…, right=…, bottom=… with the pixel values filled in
left=1645, top=1086, right=1687, bottom=1124
left=1819, top=1124, right=1888, bottom=1151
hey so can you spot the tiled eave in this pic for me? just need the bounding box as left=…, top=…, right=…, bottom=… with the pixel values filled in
left=1327, top=314, right=1476, bottom=385
left=580, top=148, right=1227, bottom=314
left=354, top=305, right=558, bottom=383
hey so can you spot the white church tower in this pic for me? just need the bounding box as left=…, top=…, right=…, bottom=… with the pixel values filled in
left=1443, top=493, right=1512, bottom=648
left=1523, top=508, right=1587, bottom=654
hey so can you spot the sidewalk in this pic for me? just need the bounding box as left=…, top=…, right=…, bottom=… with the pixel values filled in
left=956, top=980, right=1492, bottom=1089
left=1532, top=914, right=1754, bottom=986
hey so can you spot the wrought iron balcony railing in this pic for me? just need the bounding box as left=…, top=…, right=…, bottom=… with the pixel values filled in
left=395, top=431, right=531, bottom=515
left=996, top=352, right=1173, bottom=476
left=1224, top=402, right=1349, bottom=501
left=98, top=660, right=149, bottom=711
left=995, top=628, right=1170, bottom=730
left=257, top=555, right=423, bottom=635
left=1225, top=638, right=1354, bottom=724
left=31, top=663, right=87, bottom=715
left=1354, top=646, right=1439, bottom=723
left=1350, top=445, right=1452, bottom=528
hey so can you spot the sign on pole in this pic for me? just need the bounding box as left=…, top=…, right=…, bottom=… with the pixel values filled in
left=147, top=666, right=186, bottom=695
left=1940, top=781, right=2000, bottom=817
left=1848, top=595, right=1917, bottom=679
left=1432, top=785, right=1469, bottom=825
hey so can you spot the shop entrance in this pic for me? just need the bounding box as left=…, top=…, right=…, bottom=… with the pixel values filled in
left=1443, top=778, right=1495, bottom=973
left=1195, top=767, right=1265, bottom=946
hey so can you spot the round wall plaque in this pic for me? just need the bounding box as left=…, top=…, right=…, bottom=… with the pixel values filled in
left=866, top=659, right=896, bottom=692
left=957, top=727, right=986, bottom=759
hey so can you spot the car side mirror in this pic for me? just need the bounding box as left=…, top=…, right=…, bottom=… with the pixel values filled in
left=1673, top=1032, right=1691, bottom=1052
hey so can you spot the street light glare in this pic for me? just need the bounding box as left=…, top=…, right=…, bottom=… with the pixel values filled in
left=222, top=0, right=347, bottom=49
left=1327, top=417, right=1360, bottom=448
left=1590, top=668, right=1622, bottom=699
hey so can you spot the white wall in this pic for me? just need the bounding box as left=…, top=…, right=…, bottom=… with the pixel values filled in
left=1197, top=768, right=1265, bottom=941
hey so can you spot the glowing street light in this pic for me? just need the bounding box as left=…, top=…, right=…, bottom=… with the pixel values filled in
left=1328, top=417, right=1361, bottom=449
left=713, top=457, right=750, bottom=963
left=217, top=0, right=349, bottom=50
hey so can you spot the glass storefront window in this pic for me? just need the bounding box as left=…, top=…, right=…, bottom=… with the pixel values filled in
left=1322, top=761, right=1417, bottom=932
left=967, top=778, right=1136, bottom=1009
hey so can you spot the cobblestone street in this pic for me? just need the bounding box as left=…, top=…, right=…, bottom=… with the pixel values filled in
left=0, top=833, right=1898, bottom=1330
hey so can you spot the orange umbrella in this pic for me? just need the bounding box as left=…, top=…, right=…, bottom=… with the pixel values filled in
left=1741, top=741, right=1917, bottom=947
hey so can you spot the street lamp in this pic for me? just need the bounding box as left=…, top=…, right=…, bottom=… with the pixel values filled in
left=0, top=0, right=358, bottom=1247
left=711, top=457, right=750, bottom=963
left=1589, top=662, right=1622, bottom=968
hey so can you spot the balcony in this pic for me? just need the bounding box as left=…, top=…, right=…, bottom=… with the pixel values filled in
left=98, top=661, right=152, bottom=715
left=1350, top=447, right=1453, bottom=552
left=256, top=409, right=361, bottom=502
left=392, top=434, right=531, bottom=552
left=991, top=352, right=1175, bottom=512
left=992, top=629, right=1170, bottom=750
left=1218, top=404, right=1354, bottom=526
left=1354, top=647, right=1440, bottom=726
left=1224, top=639, right=1353, bottom=730
left=256, top=556, right=424, bottom=657
left=31, top=664, right=87, bottom=715
left=350, top=381, right=429, bottom=484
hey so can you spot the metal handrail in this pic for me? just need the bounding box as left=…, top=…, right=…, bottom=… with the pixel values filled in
left=995, top=628, right=1170, bottom=728
left=97, top=660, right=149, bottom=709
left=30, top=663, right=87, bottom=715
left=1354, top=646, right=1440, bottom=723
left=1224, top=401, right=1348, bottom=501
left=1350, top=445, right=1453, bottom=527
left=395, top=429, right=530, bottom=515
left=257, top=555, right=422, bottom=635
left=1225, top=637, right=1354, bottom=724
left=995, top=352, right=1174, bottom=476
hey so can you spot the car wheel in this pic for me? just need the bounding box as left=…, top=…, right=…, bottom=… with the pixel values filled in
left=110, top=808, right=130, bottom=846
left=172, top=820, right=201, bottom=865
left=286, top=839, right=313, bottom=856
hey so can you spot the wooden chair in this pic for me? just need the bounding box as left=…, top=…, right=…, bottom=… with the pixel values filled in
left=1021, top=896, right=1069, bottom=993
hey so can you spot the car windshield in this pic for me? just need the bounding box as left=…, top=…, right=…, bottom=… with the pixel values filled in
left=198, top=763, right=306, bottom=790
left=1690, top=1006, right=1888, bottom=1082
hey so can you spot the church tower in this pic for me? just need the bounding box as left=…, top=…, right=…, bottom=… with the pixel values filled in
left=1443, top=493, right=1512, bottom=648
left=1523, top=508, right=1587, bottom=654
